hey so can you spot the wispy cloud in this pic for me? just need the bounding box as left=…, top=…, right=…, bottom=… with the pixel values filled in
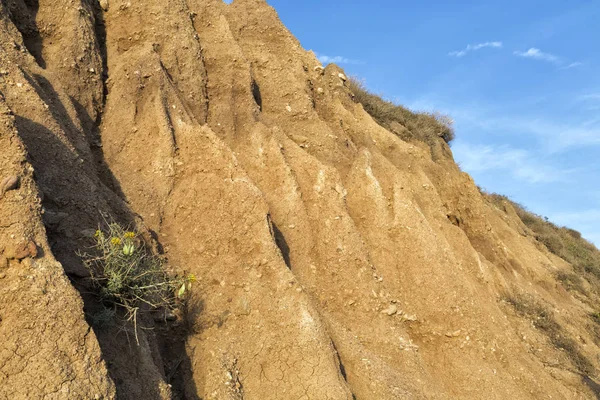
left=514, top=48, right=560, bottom=63
left=448, top=41, right=503, bottom=57
left=560, top=62, right=583, bottom=70
left=314, top=52, right=362, bottom=65
left=452, top=143, right=569, bottom=183
left=579, top=93, right=600, bottom=101
left=408, top=99, right=600, bottom=152
left=508, top=119, right=600, bottom=151
left=513, top=48, right=583, bottom=70
left=578, top=93, right=600, bottom=110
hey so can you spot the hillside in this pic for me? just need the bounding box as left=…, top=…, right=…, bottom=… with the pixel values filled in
left=1, top=0, right=600, bottom=399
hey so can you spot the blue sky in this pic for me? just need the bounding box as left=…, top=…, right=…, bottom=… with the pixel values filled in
left=262, top=0, right=600, bottom=246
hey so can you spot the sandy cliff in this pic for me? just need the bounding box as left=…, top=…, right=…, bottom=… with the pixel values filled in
left=1, top=0, right=599, bottom=399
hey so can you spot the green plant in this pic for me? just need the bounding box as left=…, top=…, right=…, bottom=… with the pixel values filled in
left=80, top=223, right=195, bottom=343
left=347, top=77, right=455, bottom=146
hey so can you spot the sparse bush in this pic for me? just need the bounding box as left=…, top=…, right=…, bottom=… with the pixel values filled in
left=480, top=190, right=600, bottom=290
left=555, top=271, right=586, bottom=294
left=503, top=292, right=594, bottom=374
left=538, top=233, right=564, bottom=255
left=347, top=77, right=455, bottom=146
left=80, top=223, right=195, bottom=343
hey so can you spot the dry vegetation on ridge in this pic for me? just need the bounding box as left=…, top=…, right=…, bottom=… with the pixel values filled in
left=347, top=77, right=456, bottom=145
left=485, top=192, right=600, bottom=288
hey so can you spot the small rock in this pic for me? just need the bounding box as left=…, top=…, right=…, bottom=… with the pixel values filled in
left=6, top=241, right=37, bottom=260
left=0, top=175, right=19, bottom=198
left=399, top=337, right=419, bottom=351
left=445, top=330, right=462, bottom=338
left=164, top=312, right=177, bottom=321
left=99, top=0, right=109, bottom=11
left=381, top=304, right=398, bottom=316
left=402, top=314, right=418, bottom=322
left=338, top=73, right=347, bottom=82
left=314, top=66, right=324, bottom=72
left=286, top=105, right=292, bottom=112
left=317, top=87, right=324, bottom=94
left=290, top=134, right=308, bottom=143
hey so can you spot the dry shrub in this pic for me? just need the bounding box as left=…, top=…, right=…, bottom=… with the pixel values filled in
left=347, top=77, right=455, bottom=146
left=481, top=190, right=600, bottom=286
left=555, top=271, right=586, bottom=295
left=503, top=293, right=594, bottom=375
left=483, top=190, right=600, bottom=369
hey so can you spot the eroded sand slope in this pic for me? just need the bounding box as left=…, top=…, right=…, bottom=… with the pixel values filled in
left=1, top=1, right=599, bottom=399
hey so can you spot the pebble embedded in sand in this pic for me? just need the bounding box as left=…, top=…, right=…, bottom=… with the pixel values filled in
left=5, top=241, right=37, bottom=260
left=381, top=304, right=398, bottom=316
left=0, top=175, right=19, bottom=198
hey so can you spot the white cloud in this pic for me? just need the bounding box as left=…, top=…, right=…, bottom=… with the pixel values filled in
left=560, top=62, right=583, bottom=69
left=514, top=48, right=583, bottom=70
left=514, top=48, right=560, bottom=63
left=452, top=142, right=569, bottom=183
left=448, top=41, right=503, bottom=57
left=411, top=100, right=600, bottom=152
left=314, top=52, right=362, bottom=65
left=579, top=93, right=600, bottom=101
left=511, top=119, right=600, bottom=151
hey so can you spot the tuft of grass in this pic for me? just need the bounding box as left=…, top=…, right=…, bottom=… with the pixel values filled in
left=503, top=293, right=594, bottom=375
left=555, top=271, right=587, bottom=295
left=347, top=77, right=455, bottom=146
left=80, top=223, right=195, bottom=343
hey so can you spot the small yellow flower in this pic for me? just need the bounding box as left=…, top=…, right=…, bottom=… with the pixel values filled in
left=187, top=274, right=197, bottom=283
left=111, top=237, right=122, bottom=246
left=94, top=230, right=101, bottom=238
left=124, top=232, right=135, bottom=239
